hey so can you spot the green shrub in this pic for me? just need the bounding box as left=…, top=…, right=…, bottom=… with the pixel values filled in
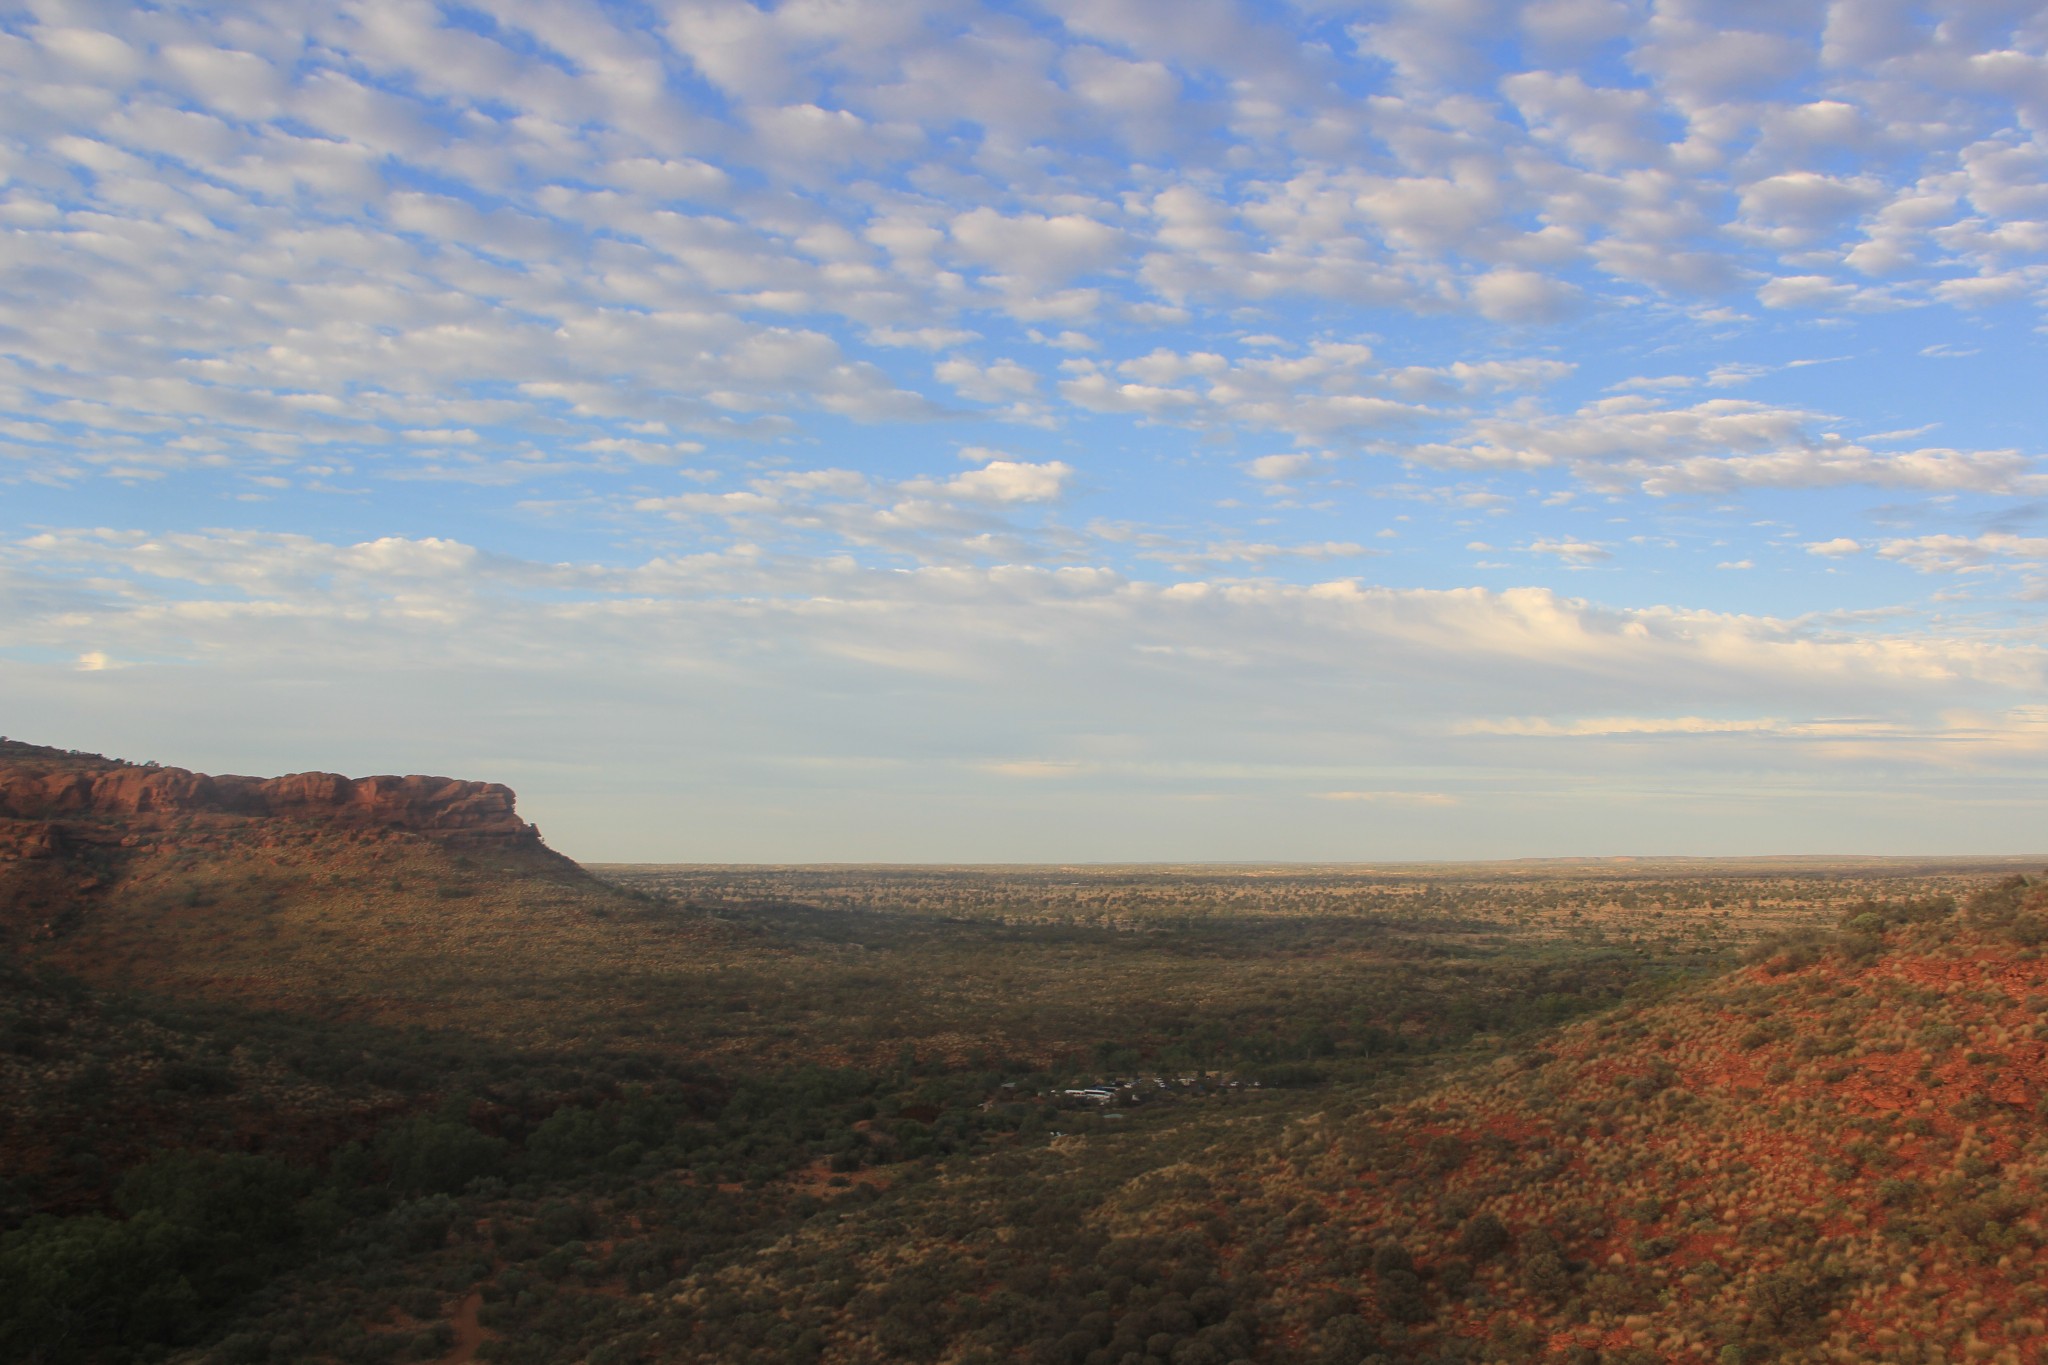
left=1375, top=1269, right=1430, bottom=1325
left=1519, top=1243, right=1572, bottom=1302
left=0, top=1211, right=200, bottom=1362
left=1455, top=1212, right=1509, bottom=1260
left=375, top=1114, right=508, bottom=1197
left=1748, top=1264, right=1843, bottom=1337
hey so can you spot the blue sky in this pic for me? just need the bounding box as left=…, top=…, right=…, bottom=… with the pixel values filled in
left=7, top=0, right=2048, bottom=860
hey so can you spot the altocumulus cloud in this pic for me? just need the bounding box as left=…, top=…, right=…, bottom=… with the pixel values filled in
left=5, top=1, right=2048, bottom=857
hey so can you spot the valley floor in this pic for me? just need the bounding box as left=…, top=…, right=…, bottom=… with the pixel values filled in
left=8, top=833, right=2046, bottom=1364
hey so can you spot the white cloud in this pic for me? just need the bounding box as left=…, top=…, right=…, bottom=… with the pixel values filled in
left=748, top=102, right=900, bottom=167
left=982, top=759, right=1093, bottom=779
left=0, top=0, right=2039, bottom=514
left=1607, top=374, right=1696, bottom=393
left=1134, top=539, right=1372, bottom=571
left=575, top=437, right=708, bottom=466
left=1030, top=329, right=1098, bottom=351
left=1502, top=71, right=1667, bottom=170
left=1062, top=45, right=1183, bottom=149
left=1876, top=533, right=2048, bottom=573
left=1246, top=453, right=1316, bottom=481
left=1526, top=538, right=1612, bottom=564
left=10, top=0, right=2048, bottom=856
left=1312, top=790, right=1458, bottom=806
left=935, top=357, right=1042, bottom=404
left=1756, top=274, right=1900, bottom=311
left=1054, top=342, right=1456, bottom=444
left=1521, top=0, right=1634, bottom=51
left=1632, top=19, right=1810, bottom=105
left=631, top=456, right=1074, bottom=562
left=1932, top=271, right=2040, bottom=307
left=1420, top=398, right=2046, bottom=496
left=1737, top=172, right=1887, bottom=245
left=1457, top=715, right=1785, bottom=737
left=1806, top=537, right=1865, bottom=557
left=18, top=519, right=2048, bottom=856
left=1058, top=372, right=1204, bottom=416
left=1470, top=268, right=1583, bottom=323
left=950, top=208, right=1127, bottom=287
left=869, top=326, right=982, bottom=350
left=160, top=44, right=288, bottom=120
left=925, top=460, right=1072, bottom=504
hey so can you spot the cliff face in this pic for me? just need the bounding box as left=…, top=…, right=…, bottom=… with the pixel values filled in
left=0, top=742, right=543, bottom=851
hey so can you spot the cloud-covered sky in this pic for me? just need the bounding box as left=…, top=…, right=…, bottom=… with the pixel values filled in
left=7, top=0, right=2048, bottom=860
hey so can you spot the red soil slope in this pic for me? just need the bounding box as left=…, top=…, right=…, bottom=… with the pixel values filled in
left=1232, top=885, right=2048, bottom=1364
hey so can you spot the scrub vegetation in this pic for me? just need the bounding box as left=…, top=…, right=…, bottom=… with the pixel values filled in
left=5, top=745, right=2046, bottom=1363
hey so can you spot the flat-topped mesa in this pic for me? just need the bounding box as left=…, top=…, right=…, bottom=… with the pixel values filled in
left=239, top=771, right=531, bottom=840
left=0, top=749, right=542, bottom=847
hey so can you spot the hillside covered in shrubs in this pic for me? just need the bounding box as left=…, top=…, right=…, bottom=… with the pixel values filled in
left=1176, top=878, right=2048, bottom=1364
left=7, top=744, right=2047, bottom=1363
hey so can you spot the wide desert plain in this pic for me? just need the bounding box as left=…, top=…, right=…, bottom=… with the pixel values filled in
left=7, top=739, right=2048, bottom=1365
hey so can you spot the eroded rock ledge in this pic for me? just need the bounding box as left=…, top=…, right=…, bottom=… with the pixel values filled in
left=0, top=740, right=542, bottom=851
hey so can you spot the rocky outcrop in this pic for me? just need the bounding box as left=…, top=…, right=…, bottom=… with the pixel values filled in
left=0, top=820, right=63, bottom=859
left=228, top=772, right=531, bottom=839
left=0, top=747, right=542, bottom=848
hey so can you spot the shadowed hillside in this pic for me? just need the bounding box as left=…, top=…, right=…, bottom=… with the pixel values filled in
left=0, top=740, right=726, bottom=1047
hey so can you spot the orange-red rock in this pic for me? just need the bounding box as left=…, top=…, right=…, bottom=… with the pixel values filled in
left=0, top=741, right=540, bottom=847
left=0, top=820, right=63, bottom=859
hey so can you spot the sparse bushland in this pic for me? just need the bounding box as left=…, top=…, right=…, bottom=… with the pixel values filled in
left=16, top=875, right=2048, bottom=1363
left=9, top=746, right=2048, bottom=1363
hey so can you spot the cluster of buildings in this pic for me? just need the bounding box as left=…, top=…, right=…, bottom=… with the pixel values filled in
left=1055, top=1074, right=1249, bottom=1106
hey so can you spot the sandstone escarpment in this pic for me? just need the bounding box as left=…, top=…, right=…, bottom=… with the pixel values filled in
left=0, top=740, right=543, bottom=850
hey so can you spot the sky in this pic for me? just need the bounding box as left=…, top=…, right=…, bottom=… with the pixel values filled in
left=5, top=0, right=2048, bottom=862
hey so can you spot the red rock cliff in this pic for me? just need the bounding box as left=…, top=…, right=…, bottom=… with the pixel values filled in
left=0, top=742, right=542, bottom=846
